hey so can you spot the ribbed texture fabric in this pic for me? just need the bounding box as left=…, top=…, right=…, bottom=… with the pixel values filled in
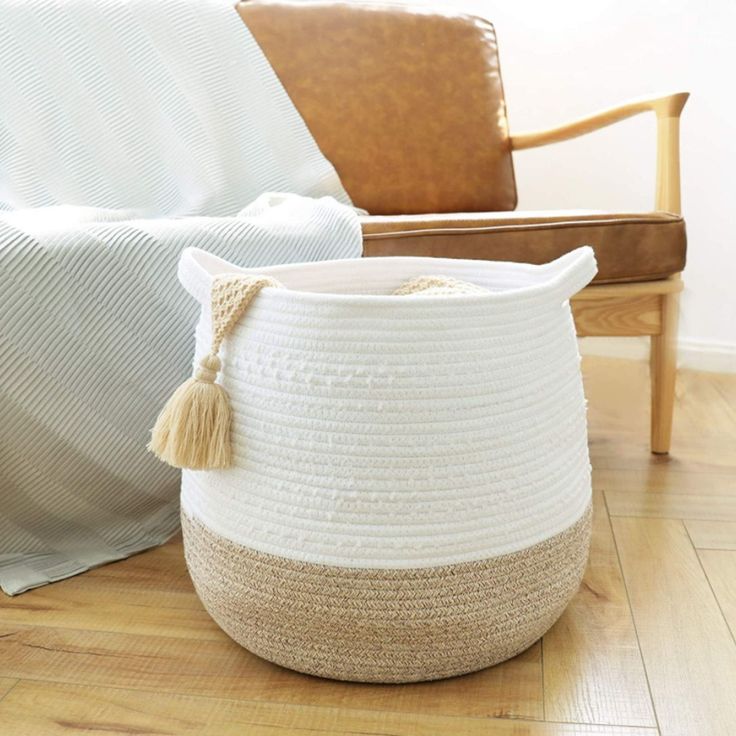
left=0, top=196, right=361, bottom=595
left=180, top=246, right=597, bottom=568
left=0, top=0, right=357, bottom=596
left=0, top=0, right=348, bottom=214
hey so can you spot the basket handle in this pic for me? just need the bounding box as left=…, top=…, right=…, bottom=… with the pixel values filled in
left=543, top=246, right=598, bottom=301
left=177, top=247, right=238, bottom=306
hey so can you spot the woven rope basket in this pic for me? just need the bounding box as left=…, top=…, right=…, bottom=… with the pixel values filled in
left=175, top=245, right=597, bottom=683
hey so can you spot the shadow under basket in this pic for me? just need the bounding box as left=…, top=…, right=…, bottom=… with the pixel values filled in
left=175, top=245, right=597, bottom=683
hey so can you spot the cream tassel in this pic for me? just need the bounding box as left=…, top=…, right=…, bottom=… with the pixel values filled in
left=149, top=274, right=280, bottom=470
left=148, top=352, right=232, bottom=470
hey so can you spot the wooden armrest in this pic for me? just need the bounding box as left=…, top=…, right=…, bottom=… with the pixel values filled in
left=510, top=92, right=690, bottom=213
left=510, top=92, right=689, bottom=150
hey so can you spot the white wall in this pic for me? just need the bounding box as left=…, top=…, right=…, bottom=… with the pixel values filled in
left=391, top=0, right=736, bottom=371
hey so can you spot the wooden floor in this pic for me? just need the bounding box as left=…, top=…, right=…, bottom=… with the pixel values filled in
left=1, top=356, right=735, bottom=736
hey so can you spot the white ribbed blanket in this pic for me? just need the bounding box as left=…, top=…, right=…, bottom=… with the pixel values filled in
left=0, top=0, right=359, bottom=595
left=0, top=0, right=348, bottom=214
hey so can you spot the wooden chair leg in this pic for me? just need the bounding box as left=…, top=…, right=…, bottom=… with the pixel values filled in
left=650, top=291, right=680, bottom=454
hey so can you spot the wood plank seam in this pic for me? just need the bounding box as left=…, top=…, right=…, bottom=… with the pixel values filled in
left=610, top=517, right=736, bottom=734
left=539, top=637, right=546, bottom=722
left=0, top=681, right=663, bottom=735
left=602, top=493, right=662, bottom=735
left=0, top=676, right=663, bottom=732
left=687, top=527, right=736, bottom=649
left=0, top=641, right=540, bottom=723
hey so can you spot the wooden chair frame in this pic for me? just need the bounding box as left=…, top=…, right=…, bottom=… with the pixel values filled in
left=510, top=92, right=689, bottom=454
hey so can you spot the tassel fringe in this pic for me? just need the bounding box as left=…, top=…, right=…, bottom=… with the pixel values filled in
left=149, top=353, right=233, bottom=470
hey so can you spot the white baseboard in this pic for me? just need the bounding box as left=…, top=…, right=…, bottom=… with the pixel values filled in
left=579, top=336, right=736, bottom=374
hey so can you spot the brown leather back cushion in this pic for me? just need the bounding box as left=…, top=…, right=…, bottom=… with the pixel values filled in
left=237, top=1, right=517, bottom=215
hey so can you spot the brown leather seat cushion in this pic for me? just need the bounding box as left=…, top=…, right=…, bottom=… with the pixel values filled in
left=362, top=211, right=686, bottom=283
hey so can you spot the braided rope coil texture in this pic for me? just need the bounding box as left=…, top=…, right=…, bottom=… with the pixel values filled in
left=183, top=506, right=592, bottom=683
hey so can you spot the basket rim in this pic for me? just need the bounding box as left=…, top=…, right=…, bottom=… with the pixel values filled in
left=178, top=246, right=597, bottom=308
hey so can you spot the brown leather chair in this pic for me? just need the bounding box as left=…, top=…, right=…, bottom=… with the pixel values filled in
left=237, top=0, right=688, bottom=454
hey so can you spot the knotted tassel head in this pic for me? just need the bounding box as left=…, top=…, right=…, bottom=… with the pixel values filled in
left=148, top=352, right=233, bottom=470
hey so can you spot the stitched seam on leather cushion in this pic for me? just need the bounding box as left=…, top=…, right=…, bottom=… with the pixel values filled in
left=362, top=218, right=685, bottom=239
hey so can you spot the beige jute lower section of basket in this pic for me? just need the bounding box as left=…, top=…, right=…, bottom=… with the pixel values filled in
left=182, top=505, right=592, bottom=683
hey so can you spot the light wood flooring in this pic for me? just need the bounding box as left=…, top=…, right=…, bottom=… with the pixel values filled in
left=1, top=356, right=735, bottom=735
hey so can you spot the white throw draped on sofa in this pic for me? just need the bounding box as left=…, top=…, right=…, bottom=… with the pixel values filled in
left=0, top=0, right=360, bottom=594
